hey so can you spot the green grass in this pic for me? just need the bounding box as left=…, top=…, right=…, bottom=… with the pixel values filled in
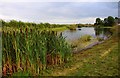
left=69, top=38, right=118, bottom=76
left=42, top=38, right=118, bottom=76
left=79, top=35, right=92, bottom=42
left=48, top=27, right=68, bottom=31
left=71, top=44, right=118, bottom=76
left=2, top=26, right=68, bottom=32
left=70, top=36, right=98, bottom=52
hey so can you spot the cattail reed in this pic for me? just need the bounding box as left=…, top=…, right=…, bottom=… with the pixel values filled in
left=2, top=27, right=72, bottom=76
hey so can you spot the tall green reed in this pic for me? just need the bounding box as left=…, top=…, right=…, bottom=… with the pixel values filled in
left=2, top=27, right=72, bottom=76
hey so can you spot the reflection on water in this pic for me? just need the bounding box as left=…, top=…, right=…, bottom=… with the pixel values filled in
left=95, top=27, right=112, bottom=39
left=62, top=27, right=112, bottom=41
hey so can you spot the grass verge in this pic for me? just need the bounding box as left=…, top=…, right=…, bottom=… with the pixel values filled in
left=42, top=38, right=118, bottom=76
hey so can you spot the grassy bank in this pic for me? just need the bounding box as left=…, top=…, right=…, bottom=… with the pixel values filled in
left=70, top=35, right=99, bottom=53
left=69, top=38, right=118, bottom=76
left=41, top=37, right=118, bottom=76
left=44, top=27, right=68, bottom=31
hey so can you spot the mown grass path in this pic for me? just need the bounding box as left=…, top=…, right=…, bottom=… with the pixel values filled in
left=44, top=38, right=118, bottom=76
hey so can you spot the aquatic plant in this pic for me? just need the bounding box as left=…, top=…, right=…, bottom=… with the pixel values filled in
left=2, top=28, right=72, bottom=76
left=79, top=35, right=92, bottom=42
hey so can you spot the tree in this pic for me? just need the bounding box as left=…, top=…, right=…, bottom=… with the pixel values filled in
left=103, top=18, right=108, bottom=26
left=96, top=18, right=101, bottom=25
left=94, top=18, right=103, bottom=26
left=107, top=16, right=115, bottom=26
left=114, top=17, right=120, bottom=25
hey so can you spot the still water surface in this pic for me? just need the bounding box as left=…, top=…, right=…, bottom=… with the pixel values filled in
left=62, top=27, right=111, bottom=41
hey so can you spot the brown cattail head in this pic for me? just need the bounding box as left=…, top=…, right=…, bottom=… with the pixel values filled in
left=2, top=30, right=5, bottom=36
left=30, top=29, right=32, bottom=33
left=25, top=28, right=28, bottom=33
left=20, top=28, right=22, bottom=33
left=38, top=31, right=40, bottom=34
left=25, top=28, right=28, bottom=38
left=13, top=31, right=16, bottom=37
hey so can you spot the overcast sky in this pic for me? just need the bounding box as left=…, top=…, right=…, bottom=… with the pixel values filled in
left=0, top=0, right=119, bottom=24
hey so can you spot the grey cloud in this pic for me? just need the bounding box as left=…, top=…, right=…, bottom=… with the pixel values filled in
left=0, top=2, right=118, bottom=23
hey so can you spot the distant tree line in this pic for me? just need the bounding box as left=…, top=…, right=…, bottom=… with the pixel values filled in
left=1, top=16, right=119, bottom=28
left=94, top=16, right=120, bottom=27
left=0, top=20, right=67, bottom=28
left=76, top=23, right=94, bottom=27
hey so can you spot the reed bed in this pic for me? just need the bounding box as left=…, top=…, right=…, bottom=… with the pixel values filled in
left=2, top=27, right=72, bottom=76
